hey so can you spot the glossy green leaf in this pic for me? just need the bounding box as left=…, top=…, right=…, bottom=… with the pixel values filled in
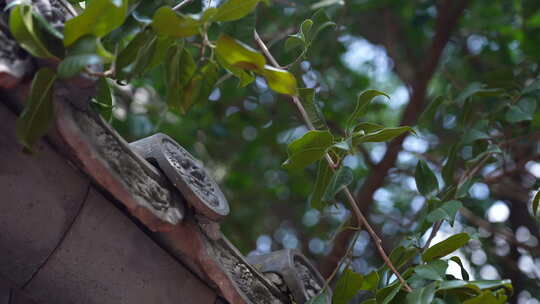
left=285, top=35, right=305, bottom=52
left=308, top=9, right=337, bottom=43
left=261, top=65, right=298, bottom=95
left=522, top=79, right=540, bottom=94
left=216, top=54, right=255, bottom=87
left=455, top=82, right=503, bottom=103
left=423, top=233, right=470, bottom=262
left=16, top=68, right=57, bottom=151
left=333, top=269, right=364, bottom=304
left=418, top=96, right=445, bottom=129
left=211, top=0, right=263, bottom=22
left=9, top=5, right=54, bottom=58
left=414, top=260, right=448, bottom=281
left=427, top=200, right=462, bottom=226
left=151, top=6, right=200, bottom=38
left=58, top=54, right=102, bottom=78
left=533, top=190, right=540, bottom=216
left=505, top=98, right=537, bottom=123
left=456, top=178, right=476, bottom=199
left=387, top=246, right=418, bottom=270
left=310, top=161, right=333, bottom=210
left=283, top=130, right=333, bottom=171
left=147, top=36, right=175, bottom=70
left=406, top=282, right=437, bottom=304
left=449, top=256, right=470, bottom=281
left=442, top=144, right=459, bottom=185
left=165, top=44, right=184, bottom=110
left=322, top=166, right=353, bottom=201
left=463, top=290, right=507, bottom=304
left=64, top=0, right=128, bottom=46
left=299, top=88, right=327, bottom=130
left=376, top=282, right=402, bottom=304
left=116, top=30, right=155, bottom=79
left=215, top=35, right=266, bottom=71
left=415, top=160, right=439, bottom=197
left=179, top=62, right=219, bottom=114
left=346, top=90, right=389, bottom=133
left=32, top=10, right=65, bottom=57
left=361, top=271, right=379, bottom=291
left=438, top=279, right=512, bottom=294
left=352, top=126, right=413, bottom=145
left=354, top=122, right=385, bottom=134
left=57, top=35, right=103, bottom=78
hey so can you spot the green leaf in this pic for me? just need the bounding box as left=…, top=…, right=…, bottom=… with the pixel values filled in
left=32, top=10, right=65, bottom=57
left=522, top=79, right=540, bottom=94
left=376, top=282, right=402, bottom=304
left=57, top=35, right=103, bottom=78
left=414, top=260, right=448, bottom=281
left=215, top=35, right=266, bottom=71
left=64, top=0, right=128, bottom=46
left=352, top=126, right=413, bottom=145
left=94, top=77, right=114, bottom=121
left=423, top=233, right=470, bottom=262
left=442, top=144, right=459, bottom=185
left=9, top=4, right=55, bottom=58
left=505, top=98, right=537, bottom=123
left=449, top=256, right=470, bottom=281
left=415, top=160, right=439, bottom=197
left=116, top=30, right=155, bottom=79
left=310, top=161, right=333, bottom=210
left=180, top=62, right=219, bottom=114
left=426, top=200, right=462, bottom=226
left=406, top=282, right=437, bottom=304
left=283, top=130, right=333, bottom=171
left=418, top=96, right=445, bottom=129
left=58, top=54, right=102, bottom=79
left=216, top=54, right=255, bottom=87
left=385, top=246, right=418, bottom=270
left=346, top=90, right=389, bottom=133
left=455, top=82, right=503, bottom=103
left=456, top=178, right=476, bottom=199
left=308, top=9, right=337, bottom=43
left=261, top=65, right=298, bottom=95
left=299, top=88, right=327, bottom=130
left=151, top=6, right=200, bottom=38
left=438, top=279, right=512, bottom=294
left=16, top=68, right=57, bottom=151
left=147, top=36, right=175, bottom=70
left=532, top=190, right=540, bottom=216
left=463, top=290, right=507, bottom=304
left=361, top=271, right=379, bottom=291
left=322, top=166, right=353, bottom=202
left=211, top=0, right=263, bottom=22
left=333, top=269, right=364, bottom=304
left=285, top=35, right=305, bottom=52
left=353, top=122, right=385, bottom=134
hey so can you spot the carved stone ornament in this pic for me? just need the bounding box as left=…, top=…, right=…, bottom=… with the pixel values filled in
left=247, top=249, right=330, bottom=304
left=130, top=133, right=230, bottom=221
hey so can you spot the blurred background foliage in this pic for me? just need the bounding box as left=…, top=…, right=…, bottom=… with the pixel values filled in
left=107, top=0, right=540, bottom=302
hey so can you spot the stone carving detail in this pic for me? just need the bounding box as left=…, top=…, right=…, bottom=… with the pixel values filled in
left=130, top=133, right=229, bottom=221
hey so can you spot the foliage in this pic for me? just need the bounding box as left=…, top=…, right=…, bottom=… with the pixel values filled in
left=8, top=0, right=540, bottom=303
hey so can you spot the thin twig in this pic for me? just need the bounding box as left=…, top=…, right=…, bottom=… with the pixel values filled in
left=254, top=30, right=282, bottom=68
left=173, top=0, right=194, bottom=11
left=254, top=29, right=413, bottom=293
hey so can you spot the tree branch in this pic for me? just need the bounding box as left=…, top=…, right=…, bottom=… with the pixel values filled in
left=320, top=0, right=469, bottom=277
